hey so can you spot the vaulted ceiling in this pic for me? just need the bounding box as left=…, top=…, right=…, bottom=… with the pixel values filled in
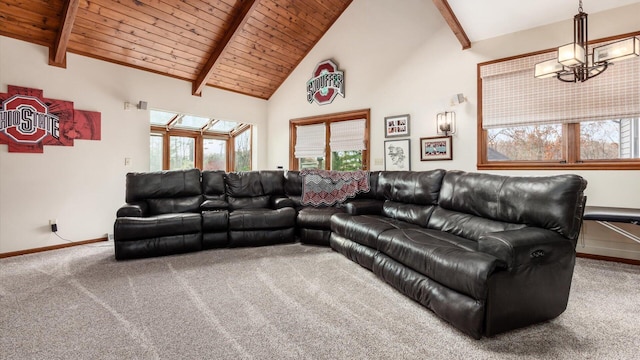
left=4, top=1, right=636, bottom=100
left=0, top=0, right=352, bottom=99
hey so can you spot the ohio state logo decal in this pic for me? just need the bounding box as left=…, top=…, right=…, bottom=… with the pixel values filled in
left=0, top=85, right=101, bottom=153
left=307, top=59, right=345, bottom=105
left=0, top=95, right=60, bottom=143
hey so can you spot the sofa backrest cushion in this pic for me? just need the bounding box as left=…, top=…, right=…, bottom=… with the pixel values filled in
left=226, top=172, right=264, bottom=197
left=201, top=170, right=226, bottom=201
left=147, top=196, right=203, bottom=215
left=378, top=170, right=446, bottom=204
left=284, top=171, right=302, bottom=196
left=126, top=169, right=202, bottom=202
left=437, top=171, right=587, bottom=239
left=382, top=201, right=436, bottom=227
left=428, top=207, right=526, bottom=241
left=125, top=169, right=203, bottom=215
left=259, top=170, right=285, bottom=195
left=354, top=171, right=381, bottom=200
left=378, top=170, right=446, bottom=226
left=226, top=171, right=269, bottom=209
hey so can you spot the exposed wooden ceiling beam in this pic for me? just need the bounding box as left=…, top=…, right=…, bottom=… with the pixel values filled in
left=192, top=0, right=259, bottom=96
left=432, top=0, right=471, bottom=50
left=49, top=0, right=80, bottom=67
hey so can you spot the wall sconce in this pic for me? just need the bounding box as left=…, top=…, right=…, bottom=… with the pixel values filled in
left=124, top=101, right=148, bottom=111
left=436, top=111, right=456, bottom=136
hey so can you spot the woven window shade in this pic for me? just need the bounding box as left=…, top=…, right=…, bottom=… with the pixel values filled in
left=481, top=43, right=640, bottom=129
left=329, top=119, right=366, bottom=152
left=294, top=124, right=326, bottom=158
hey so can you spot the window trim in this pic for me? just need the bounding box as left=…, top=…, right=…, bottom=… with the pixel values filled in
left=289, top=109, right=370, bottom=171
left=477, top=31, right=640, bottom=171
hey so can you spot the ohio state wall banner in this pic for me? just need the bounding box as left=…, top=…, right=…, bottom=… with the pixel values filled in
left=307, top=59, right=345, bottom=105
left=0, top=85, right=101, bottom=153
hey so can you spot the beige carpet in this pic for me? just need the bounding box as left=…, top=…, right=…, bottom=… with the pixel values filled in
left=1, top=242, right=639, bottom=359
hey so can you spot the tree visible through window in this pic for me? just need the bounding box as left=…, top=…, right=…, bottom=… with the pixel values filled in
left=234, top=129, right=251, bottom=171
left=332, top=150, right=363, bottom=170
left=203, top=138, right=226, bottom=171
left=487, top=124, right=562, bottom=161
left=150, top=134, right=163, bottom=171
left=169, top=136, right=195, bottom=170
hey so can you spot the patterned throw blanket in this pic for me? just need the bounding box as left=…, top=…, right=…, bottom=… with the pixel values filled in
left=301, top=170, right=370, bottom=206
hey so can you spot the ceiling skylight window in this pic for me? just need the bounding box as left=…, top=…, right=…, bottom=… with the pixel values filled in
left=150, top=110, right=178, bottom=126
left=175, top=115, right=210, bottom=130
left=150, top=110, right=247, bottom=135
left=209, top=120, right=240, bottom=132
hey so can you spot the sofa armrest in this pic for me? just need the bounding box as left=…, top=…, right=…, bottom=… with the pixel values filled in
left=271, top=196, right=295, bottom=209
left=116, top=202, right=148, bottom=217
left=478, top=227, right=575, bottom=269
left=343, top=199, right=384, bottom=215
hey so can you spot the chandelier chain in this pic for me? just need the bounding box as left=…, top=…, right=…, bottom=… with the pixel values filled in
left=578, top=0, right=583, bottom=13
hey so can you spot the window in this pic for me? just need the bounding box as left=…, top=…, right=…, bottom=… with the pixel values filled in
left=150, top=133, right=164, bottom=171
left=203, top=138, right=226, bottom=171
left=289, top=109, right=370, bottom=171
left=233, top=128, right=251, bottom=171
left=295, top=123, right=326, bottom=170
left=169, top=136, right=195, bottom=170
left=149, top=110, right=251, bottom=172
left=478, top=32, right=640, bottom=170
left=487, top=124, right=563, bottom=162
left=580, top=119, right=640, bottom=160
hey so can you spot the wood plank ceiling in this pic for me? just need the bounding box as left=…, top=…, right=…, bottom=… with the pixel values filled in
left=0, top=0, right=353, bottom=99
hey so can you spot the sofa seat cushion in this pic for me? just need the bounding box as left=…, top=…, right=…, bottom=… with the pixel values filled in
left=114, top=213, right=202, bottom=241
left=377, top=228, right=506, bottom=300
left=297, top=207, right=345, bottom=229
left=330, top=213, right=420, bottom=249
left=228, top=208, right=296, bottom=230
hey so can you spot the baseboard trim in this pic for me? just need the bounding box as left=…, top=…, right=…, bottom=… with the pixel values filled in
left=577, top=252, right=640, bottom=266
left=0, top=237, right=108, bottom=259
left=1, top=240, right=637, bottom=265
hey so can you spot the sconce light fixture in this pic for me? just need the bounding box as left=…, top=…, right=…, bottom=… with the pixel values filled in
left=124, top=101, right=148, bottom=111
left=436, top=111, right=456, bottom=136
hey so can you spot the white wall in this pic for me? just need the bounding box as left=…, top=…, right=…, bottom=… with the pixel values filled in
left=267, top=0, right=640, bottom=259
left=0, top=36, right=267, bottom=253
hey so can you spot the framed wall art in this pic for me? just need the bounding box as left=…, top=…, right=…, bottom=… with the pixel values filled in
left=384, top=114, right=410, bottom=138
left=384, top=139, right=411, bottom=170
left=420, top=136, right=452, bottom=161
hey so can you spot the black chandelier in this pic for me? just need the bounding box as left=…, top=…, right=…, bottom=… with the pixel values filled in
left=534, top=0, right=639, bottom=83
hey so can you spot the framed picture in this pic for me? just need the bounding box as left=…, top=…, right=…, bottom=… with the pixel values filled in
left=384, top=114, right=410, bottom=138
left=420, top=136, right=452, bottom=161
left=384, top=139, right=411, bottom=170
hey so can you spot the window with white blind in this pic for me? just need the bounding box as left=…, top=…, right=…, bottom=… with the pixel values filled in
left=295, top=123, right=326, bottom=169
left=289, top=109, right=370, bottom=171
left=478, top=33, right=640, bottom=170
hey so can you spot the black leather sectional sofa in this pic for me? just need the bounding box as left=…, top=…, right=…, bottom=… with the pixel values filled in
left=114, top=168, right=587, bottom=338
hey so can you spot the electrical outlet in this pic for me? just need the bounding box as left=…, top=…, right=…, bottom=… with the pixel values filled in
left=49, top=219, right=57, bottom=232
